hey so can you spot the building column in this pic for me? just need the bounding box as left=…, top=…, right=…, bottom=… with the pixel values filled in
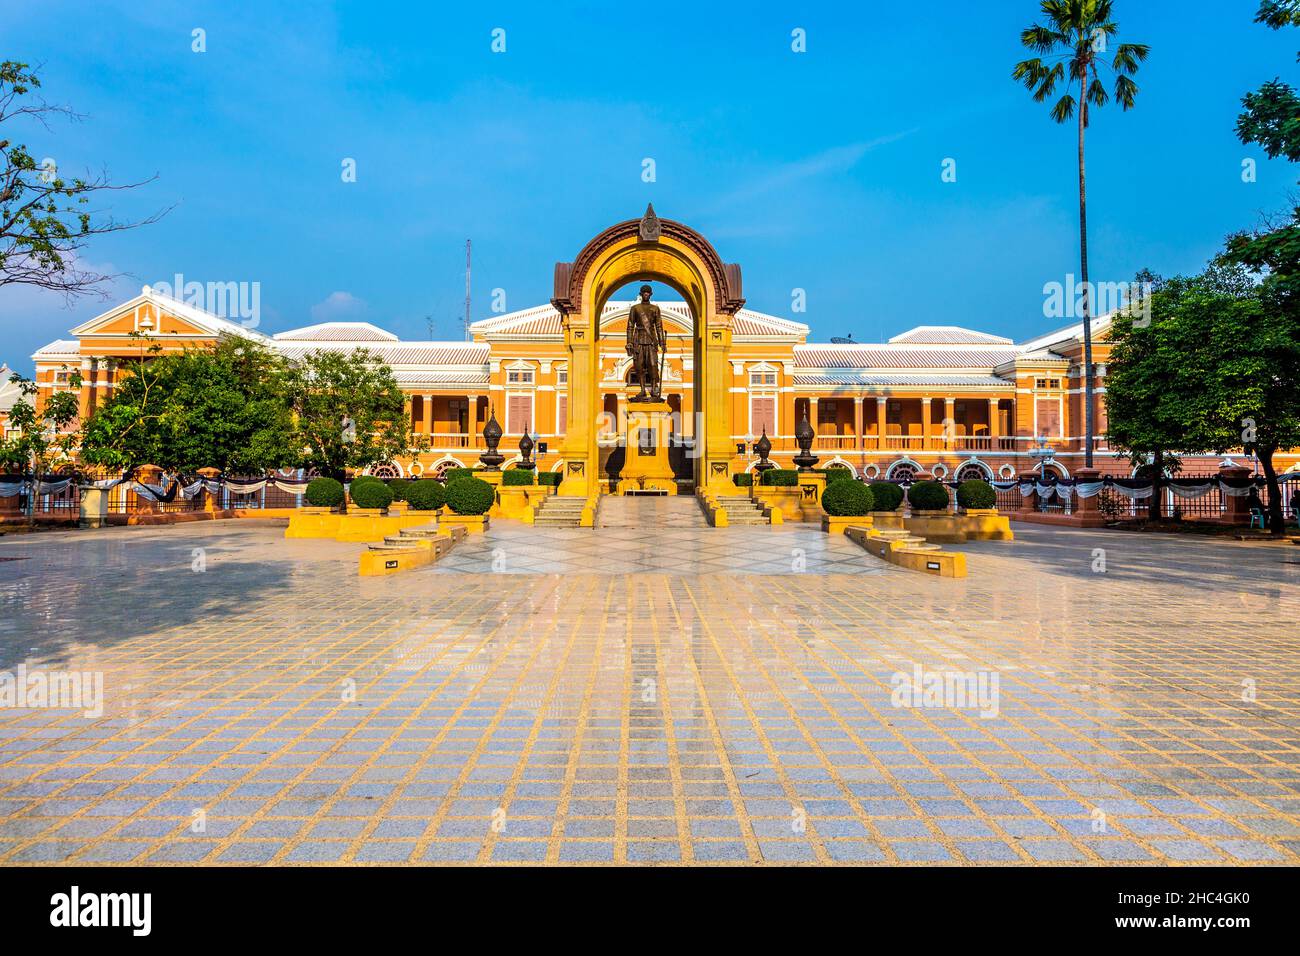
left=988, top=398, right=1000, bottom=442
left=853, top=397, right=863, bottom=450
left=467, top=395, right=481, bottom=445
left=876, top=397, right=887, bottom=447
left=808, top=396, right=819, bottom=435
left=920, top=397, right=932, bottom=450
left=422, top=394, right=433, bottom=435
left=943, top=397, right=955, bottom=448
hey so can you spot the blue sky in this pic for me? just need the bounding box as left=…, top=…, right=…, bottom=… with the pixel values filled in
left=2, top=0, right=1296, bottom=372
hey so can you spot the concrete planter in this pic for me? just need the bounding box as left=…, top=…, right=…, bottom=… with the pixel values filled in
left=906, top=510, right=1014, bottom=543
left=868, top=510, right=905, bottom=530
left=822, top=514, right=872, bottom=535
left=442, top=512, right=490, bottom=533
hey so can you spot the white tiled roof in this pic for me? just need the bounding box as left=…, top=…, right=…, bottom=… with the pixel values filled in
left=32, top=340, right=81, bottom=361
left=794, top=344, right=1019, bottom=369
left=274, top=322, right=399, bottom=342
left=794, top=372, right=1009, bottom=388
left=1016, top=314, right=1112, bottom=353
left=469, top=301, right=809, bottom=339
left=888, top=326, right=1013, bottom=345
left=275, top=342, right=489, bottom=366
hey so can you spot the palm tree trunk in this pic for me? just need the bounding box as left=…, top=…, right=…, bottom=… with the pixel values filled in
left=1078, top=64, right=1095, bottom=470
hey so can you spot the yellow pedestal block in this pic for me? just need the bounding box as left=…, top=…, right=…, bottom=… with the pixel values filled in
left=359, top=547, right=435, bottom=576
left=616, top=400, right=677, bottom=495
left=822, top=514, right=872, bottom=535
left=442, top=513, right=490, bottom=533
left=284, top=510, right=341, bottom=539
left=845, top=525, right=967, bottom=578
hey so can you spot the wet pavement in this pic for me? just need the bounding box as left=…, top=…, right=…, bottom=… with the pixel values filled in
left=0, top=519, right=1297, bottom=865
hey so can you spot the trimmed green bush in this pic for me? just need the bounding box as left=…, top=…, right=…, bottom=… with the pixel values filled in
left=956, top=479, right=996, bottom=510
left=821, top=479, right=874, bottom=516
left=387, top=478, right=410, bottom=502
left=350, top=479, right=393, bottom=510
left=732, top=472, right=754, bottom=487
left=907, top=480, right=949, bottom=511
left=404, top=479, right=445, bottom=511
left=823, top=467, right=854, bottom=484
left=446, top=476, right=495, bottom=515
left=349, top=474, right=382, bottom=488
left=869, top=481, right=904, bottom=511
left=759, top=469, right=798, bottom=487
left=443, top=467, right=477, bottom=484
left=503, top=469, right=535, bottom=486
left=537, top=471, right=562, bottom=487
left=305, top=477, right=344, bottom=508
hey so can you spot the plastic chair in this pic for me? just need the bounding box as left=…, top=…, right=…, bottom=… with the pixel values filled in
left=1248, top=506, right=1266, bottom=530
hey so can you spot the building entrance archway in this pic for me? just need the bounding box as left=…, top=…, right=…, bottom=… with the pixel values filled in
left=551, top=206, right=744, bottom=497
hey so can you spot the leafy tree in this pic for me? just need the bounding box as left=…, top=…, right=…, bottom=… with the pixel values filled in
left=79, top=336, right=296, bottom=473
left=1013, top=0, right=1149, bottom=468
left=0, top=367, right=82, bottom=475
left=0, top=61, right=164, bottom=297
left=1106, top=262, right=1300, bottom=532
left=285, top=348, right=411, bottom=481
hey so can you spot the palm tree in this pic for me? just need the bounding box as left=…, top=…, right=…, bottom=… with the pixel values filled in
left=1013, top=1, right=1149, bottom=469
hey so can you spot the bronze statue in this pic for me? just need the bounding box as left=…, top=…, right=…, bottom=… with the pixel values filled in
left=626, top=284, right=667, bottom=402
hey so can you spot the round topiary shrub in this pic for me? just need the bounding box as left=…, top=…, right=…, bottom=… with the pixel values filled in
left=907, top=480, right=949, bottom=511
left=821, top=479, right=874, bottom=516
left=446, top=476, right=495, bottom=515
left=537, top=471, right=562, bottom=487
left=305, top=477, right=344, bottom=508
left=823, top=467, right=854, bottom=484
left=956, top=478, right=996, bottom=510
left=733, top=472, right=753, bottom=487
left=387, top=477, right=410, bottom=502
left=443, top=467, right=477, bottom=485
left=869, top=481, right=904, bottom=511
left=503, top=468, right=536, bottom=486
left=350, top=480, right=393, bottom=510
left=760, top=469, right=798, bottom=487
left=404, top=479, right=445, bottom=511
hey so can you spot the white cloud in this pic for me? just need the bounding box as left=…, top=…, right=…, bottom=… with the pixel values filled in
left=309, top=291, right=369, bottom=323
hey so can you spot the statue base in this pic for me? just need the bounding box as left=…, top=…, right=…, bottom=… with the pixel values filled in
left=615, top=400, right=677, bottom=496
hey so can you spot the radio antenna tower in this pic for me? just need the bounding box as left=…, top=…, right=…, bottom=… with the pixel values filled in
left=464, top=239, right=472, bottom=341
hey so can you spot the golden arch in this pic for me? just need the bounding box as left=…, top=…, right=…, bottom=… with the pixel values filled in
left=551, top=211, right=744, bottom=497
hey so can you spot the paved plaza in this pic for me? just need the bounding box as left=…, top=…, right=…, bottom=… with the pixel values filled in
left=0, top=519, right=1297, bottom=865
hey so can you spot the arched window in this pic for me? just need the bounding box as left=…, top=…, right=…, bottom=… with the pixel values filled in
left=955, top=460, right=993, bottom=482
left=887, top=461, right=919, bottom=482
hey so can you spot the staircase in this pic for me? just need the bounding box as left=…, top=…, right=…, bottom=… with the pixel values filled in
left=596, top=495, right=710, bottom=529
left=366, top=524, right=467, bottom=558
left=713, top=495, right=771, bottom=526
left=533, top=496, right=588, bottom=528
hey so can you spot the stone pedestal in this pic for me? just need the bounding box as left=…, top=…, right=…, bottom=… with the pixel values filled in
left=79, top=487, right=108, bottom=529
left=616, top=400, right=676, bottom=495
left=197, top=467, right=221, bottom=513
left=0, top=476, right=21, bottom=518
left=132, top=464, right=162, bottom=515
left=796, top=471, right=827, bottom=521
left=1017, top=472, right=1039, bottom=512
left=1219, top=465, right=1253, bottom=525
left=1072, top=468, right=1101, bottom=518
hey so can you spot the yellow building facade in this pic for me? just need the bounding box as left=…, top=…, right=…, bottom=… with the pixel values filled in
left=24, top=212, right=1297, bottom=487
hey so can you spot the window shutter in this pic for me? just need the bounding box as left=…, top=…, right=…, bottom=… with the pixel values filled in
left=1035, top=398, right=1061, bottom=437
left=751, top=396, right=775, bottom=436
left=557, top=394, right=567, bottom=434
left=508, top=394, right=532, bottom=434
